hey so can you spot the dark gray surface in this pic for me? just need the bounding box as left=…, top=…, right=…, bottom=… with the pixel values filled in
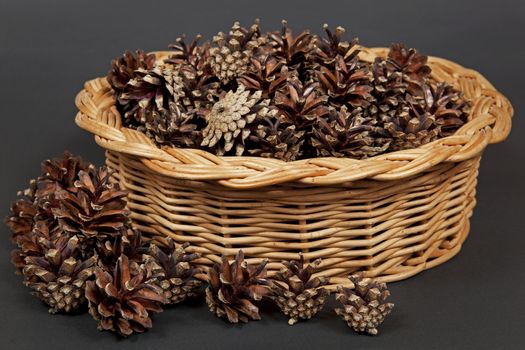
left=1, top=0, right=524, bottom=349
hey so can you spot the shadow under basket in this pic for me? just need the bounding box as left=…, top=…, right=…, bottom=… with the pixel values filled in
left=75, top=47, right=513, bottom=287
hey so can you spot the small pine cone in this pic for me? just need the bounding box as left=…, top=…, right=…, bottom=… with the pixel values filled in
left=334, top=275, right=394, bottom=335
left=206, top=250, right=270, bottom=323
left=386, top=43, right=431, bottom=83
left=144, top=240, right=202, bottom=305
left=52, top=166, right=131, bottom=256
left=271, top=255, right=328, bottom=325
left=118, top=63, right=177, bottom=124
left=96, top=229, right=149, bottom=269
left=248, top=118, right=305, bottom=161
left=172, top=64, right=220, bottom=114
left=314, top=24, right=359, bottom=68
left=23, top=235, right=96, bottom=314
left=268, top=20, right=316, bottom=71
left=237, top=54, right=289, bottom=99
left=311, top=106, right=391, bottom=159
left=201, top=85, right=275, bottom=156
left=5, top=196, right=37, bottom=242
left=273, top=79, right=330, bottom=130
left=137, top=101, right=202, bottom=147
left=85, top=255, right=166, bottom=337
left=167, top=34, right=207, bottom=67
left=209, top=21, right=261, bottom=84
left=316, top=54, right=373, bottom=108
left=107, top=50, right=156, bottom=94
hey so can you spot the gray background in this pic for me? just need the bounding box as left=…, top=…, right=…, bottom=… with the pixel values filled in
left=1, top=0, right=524, bottom=349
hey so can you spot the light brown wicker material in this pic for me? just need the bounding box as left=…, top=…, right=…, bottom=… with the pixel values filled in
left=75, top=48, right=513, bottom=287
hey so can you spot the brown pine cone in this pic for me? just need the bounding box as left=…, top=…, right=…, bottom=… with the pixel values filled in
left=334, top=275, right=394, bottom=335
left=144, top=240, right=202, bottom=305
left=52, top=166, right=130, bottom=256
left=107, top=50, right=156, bottom=93
left=237, top=54, right=289, bottom=99
left=85, top=255, right=166, bottom=337
left=205, top=250, right=270, bottom=323
left=23, top=235, right=96, bottom=314
left=248, top=117, right=305, bottom=161
left=268, top=20, right=316, bottom=72
left=271, top=255, right=328, bottom=325
left=311, top=106, right=391, bottom=158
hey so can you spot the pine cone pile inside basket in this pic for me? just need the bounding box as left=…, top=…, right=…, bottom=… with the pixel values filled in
left=108, top=20, right=470, bottom=160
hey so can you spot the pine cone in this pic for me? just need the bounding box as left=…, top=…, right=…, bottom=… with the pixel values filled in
left=209, top=21, right=261, bottom=84
left=6, top=153, right=89, bottom=274
left=311, top=106, right=391, bottom=158
left=172, top=63, right=221, bottom=114
left=5, top=196, right=36, bottom=242
left=314, top=24, right=359, bottom=68
left=145, top=240, right=202, bottom=305
left=107, top=50, right=156, bottom=92
left=23, top=235, right=96, bottom=314
left=167, top=34, right=207, bottom=67
left=271, top=255, right=328, bottom=325
left=11, top=220, right=54, bottom=275
left=206, top=250, right=270, bottom=323
left=268, top=20, right=316, bottom=72
left=85, top=255, right=166, bottom=336
left=273, top=79, right=330, bottom=130
left=237, top=54, right=289, bottom=99
left=247, top=118, right=305, bottom=161
left=137, top=101, right=202, bottom=147
left=334, top=275, right=394, bottom=335
left=52, top=166, right=130, bottom=256
left=317, top=54, right=373, bottom=108
left=96, top=229, right=149, bottom=269
left=386, top=43, right=431, bottom=83
left=118, top=63, right=177, bottom=124
left=201, top=85, right=276, bottom=156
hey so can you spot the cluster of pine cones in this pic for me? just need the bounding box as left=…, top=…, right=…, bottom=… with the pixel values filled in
left=108, top=20, right=469, bottom=161
left=5, top=152, right=394, bottom=336
left=5, top=153, right=202, bottom=336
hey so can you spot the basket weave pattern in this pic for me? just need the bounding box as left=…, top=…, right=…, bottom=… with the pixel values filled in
left=75, top=48, right=512, bottom=286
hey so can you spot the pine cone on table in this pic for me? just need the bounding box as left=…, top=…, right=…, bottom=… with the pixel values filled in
left=205, top=250, right=271, bottom=323
left=85, top=255, right=166, bottom=336
left=144, top=240, right=202, bottom=305
left=271, top=255, right=328, bottom=325
left=96, top=229, right=149, bottom=269
left=334, top=275, right=394, bottom=335
left=22, top=235, right=96, bottom=314
left=52, top=166, right=130, bottom=257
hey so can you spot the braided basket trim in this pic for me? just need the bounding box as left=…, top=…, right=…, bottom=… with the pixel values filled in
left=75, top=48, right=513, bottom=189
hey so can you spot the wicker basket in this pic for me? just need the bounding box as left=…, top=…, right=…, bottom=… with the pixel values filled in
left=75, top=47, right=512, bottom=287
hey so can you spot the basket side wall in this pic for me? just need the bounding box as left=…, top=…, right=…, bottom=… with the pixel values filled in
left=106, top=151, right=480, bottom=286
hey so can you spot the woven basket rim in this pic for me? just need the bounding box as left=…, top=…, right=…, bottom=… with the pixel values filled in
left=75, top=47, right=513, bottom=189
